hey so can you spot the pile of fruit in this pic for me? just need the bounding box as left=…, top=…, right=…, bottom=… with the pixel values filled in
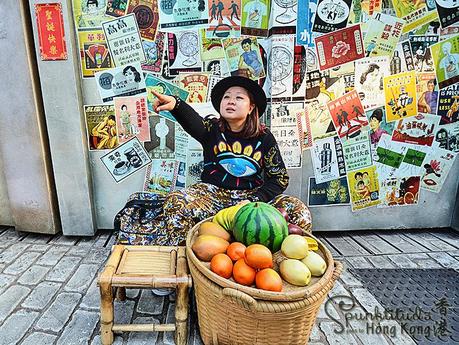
left=191, top=202, right=327, bottom=292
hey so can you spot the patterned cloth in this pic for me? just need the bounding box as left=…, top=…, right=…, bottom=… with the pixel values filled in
left=116, top=183, right=312, bottom=246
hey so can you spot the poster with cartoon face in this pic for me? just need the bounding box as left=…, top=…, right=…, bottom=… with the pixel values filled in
left=312, top=0, right=352, bottom=33
left=73, top=0, right=110, bottom=29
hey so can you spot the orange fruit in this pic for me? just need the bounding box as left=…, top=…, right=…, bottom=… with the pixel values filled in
left=210, top=253, right=233, bottom=279
left=232, top=258, right=256, bottom=286
left=227, top=242, right=246, bottom=262
left=244, top=244, right=273, bottom=269
left=255, top=268, right=283, bottom=292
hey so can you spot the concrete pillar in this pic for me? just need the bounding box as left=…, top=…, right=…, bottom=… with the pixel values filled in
left=0, top=0, right=59, bottom=233
left=27, top=0, right=95, bottom=235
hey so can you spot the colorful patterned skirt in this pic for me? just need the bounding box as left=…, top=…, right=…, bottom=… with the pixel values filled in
left=116, top=183, right=312, bottom=246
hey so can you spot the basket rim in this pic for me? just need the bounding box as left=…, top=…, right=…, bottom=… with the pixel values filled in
left=186, top=217, right=337, bottom=302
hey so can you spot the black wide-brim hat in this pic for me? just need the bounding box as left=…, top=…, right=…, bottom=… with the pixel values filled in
left=211, top=76, right=267, bottom=117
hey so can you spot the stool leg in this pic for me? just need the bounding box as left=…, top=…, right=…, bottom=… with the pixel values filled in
left=175, top=284, right=189, bottom=345
left=100, top=285, right=114, bottom=345
left=116, top=287, right=126, bottom=301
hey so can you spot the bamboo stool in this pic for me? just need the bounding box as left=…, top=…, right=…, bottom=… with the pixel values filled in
left=98, top=245, right=192, bottom=345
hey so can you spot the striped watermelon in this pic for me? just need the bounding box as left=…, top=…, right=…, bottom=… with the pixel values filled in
left=232, top=202, right=288, bottom=252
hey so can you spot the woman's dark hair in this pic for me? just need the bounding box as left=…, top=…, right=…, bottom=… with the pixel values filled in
left=108, top=115, right=115, bottom=121
left=123, top=66, right=141, bottom=82
left=427, top=79, right=437, bottom=86
left=87, top=0, right=98, bottom=6
left=370, top=108, right=383, bottom=122
left=217, top=89, right=265, bottom=138
left=198, top=0, right=205, bottom=11
left=241, top=38, right=252, bottom=47
left=360, top=63, right=380, bottom=84
left=121, top=104, right=127, bottom=110
left=354, top=172, right=363, bottom=179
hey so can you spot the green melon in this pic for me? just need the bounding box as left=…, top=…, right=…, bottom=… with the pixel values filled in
left=232, top=202, right=288, bottom=252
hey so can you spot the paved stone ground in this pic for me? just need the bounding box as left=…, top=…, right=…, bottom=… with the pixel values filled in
left=0, top=226, right=458, bottom=345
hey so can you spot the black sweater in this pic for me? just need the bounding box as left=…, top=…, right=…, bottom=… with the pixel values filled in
left=170, top=100, right=289, bottom=202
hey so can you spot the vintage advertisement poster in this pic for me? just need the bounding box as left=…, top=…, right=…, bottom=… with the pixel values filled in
left=347, top=165, right=380, bottom=211
left=421, top=147, right=457, bottom=193
left=186, top=150, right=204, bottom=186
left=292, top=45, right=308, bottom=100
left=158, top=0, right=209, bottom=29
left=270, top=122, right=302, bottom=168
left=167, top=31, right=202, bottom=72
left=35, top=3, right=67, bottom=61
left=379, top=175, right=421, bottom=207
left=348, top=0, right=382, bottom=25
left=367, top=107, right=395, bottom=146
left=354, top=56, right=390, bottom=111
left=222, top=36, right=265, bottom=80
left=203, top=59, right=231, bottom=76
left=206, top=75, right=224, bottom=101
left=409, top=35, right=438, bottom=72
left=296, top=0, right=317, bottom=46
left=206, top=0, right=241, bottom=38
left=127, top=0, right=159, bottom=41
left=173, top=160, right=187, bottom=189
left=435, top=0, right=459, bottom=28
left=78, top=29, right=113, bottom=78
left=241, top=0, right=270, bottom=37
left=296, top=107, right=313, bottom=149
left=270, top=103, right=303, bottom=168
left=437, top=84, right=459, bottom=124
left=436, top=122, right=459, bottom=152
left=141, top=31, right=165, bottom=73
left=311, top=136, right=346, bottom=183
left=363, top=13, right=405, bottom=57
left=342, top=131, right=372, bottom=172
left=114, top=96, right=151, bottom=143
left=392, top=0, right=438, bottom=33
left=102, top=14, right=146, bottom=66
left=383, top=71, right=417, bottom=122
left=268, top=0, right=296, bottom=34
left=144, top=115, right=175, bottom=159
left=391, top=39, right=414, bottom=73
left=100, top=137, right=152, bottom=183
left=144, top=159, right=176, bottom=194
left=178, top=72, right=211, bottom=102
left=106, top=0, right=129, bottom=17
left=73, top=0, right=110, bottom=29
left=174, top=124, right=189, bottom=162
left=315, top=24, right=365, bottom=71
left=431, top=35, right=459, bottom=89
left=95, top=63, right=147, bottom=102
left=268, top=35, right=295, bottom=99
left=327, top=90, right=369, bottom=140
left=374, top=133, right=407, bottom=179
left=145, top=74, right=189, bottom=122
left=307, top=177, right=350, bottom=207
left=416, top=72, right=438, bottom=115
left=312, top=0, right=352, bottom=33
left=391, top=113, right=441, bottom=147
left=306, top=100, right=335, bottom=140
left=199, top=30, right=225, bottom=61
left=84, top=104, right=118, bottom=150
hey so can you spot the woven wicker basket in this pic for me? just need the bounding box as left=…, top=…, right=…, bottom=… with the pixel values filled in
left=186, top=218, right=343, bottom=345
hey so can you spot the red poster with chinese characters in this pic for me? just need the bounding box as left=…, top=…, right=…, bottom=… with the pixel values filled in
left=35, top=3, right=67, bottom=61
left=315, top=24, right=364, bottom=71
left=327, top=90, right=369, bottom=140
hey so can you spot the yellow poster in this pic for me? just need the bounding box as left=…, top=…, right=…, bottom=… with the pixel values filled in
left=383, top=71, right=417, bottom=123
left=391, top=0, right=438, bottom=33
left=77, top=29, right=112, bottom=78
left=347, top=165, right=381, bottom=211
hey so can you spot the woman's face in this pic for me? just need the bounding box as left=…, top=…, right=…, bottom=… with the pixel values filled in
left=427, top=81, right=435, bottom=91
left=242, top=43, right=251, bottom=52
left=220, top=86, right=254, bottom=125
left=367, top=68, right=380, bottom=82
left=124, top=69, right=135, bottom=83
left=370, top=117, right=381, bottom=131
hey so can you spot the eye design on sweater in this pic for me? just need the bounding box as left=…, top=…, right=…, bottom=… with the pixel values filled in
left=217, top=152, right=259, bottom=177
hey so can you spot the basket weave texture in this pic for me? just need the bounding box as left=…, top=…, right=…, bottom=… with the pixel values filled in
left=186, top=218, right=343, bottom=345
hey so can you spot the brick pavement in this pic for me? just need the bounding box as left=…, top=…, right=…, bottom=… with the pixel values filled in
left=0, top=227, right=458, bottom=345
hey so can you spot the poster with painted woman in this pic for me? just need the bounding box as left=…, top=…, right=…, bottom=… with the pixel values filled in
left=312, top=0, right=352, bottom=33
left=354, top=56, right=390, bottom=111
left=206, top=0, right=242, bottom=38
left=73, top=0, right=110, bottom=29
left=114, top=95, right=151, bottom=143
left=223, top=36, right=265, bottom=80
